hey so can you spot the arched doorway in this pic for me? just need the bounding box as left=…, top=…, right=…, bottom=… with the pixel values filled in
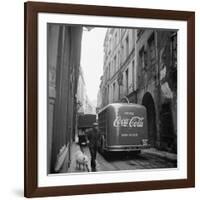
left=142, top=92, right=157, bottom=146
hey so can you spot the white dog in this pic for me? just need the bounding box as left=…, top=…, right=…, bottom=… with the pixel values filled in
left=75, top=150, right=89, bottom=172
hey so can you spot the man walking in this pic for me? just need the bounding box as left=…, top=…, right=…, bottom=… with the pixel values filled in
left=86, top=122, right=99, bottom=172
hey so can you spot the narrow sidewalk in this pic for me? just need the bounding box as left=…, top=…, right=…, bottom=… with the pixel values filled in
left=143, top=148, right=177, bottom=161
left=68, top=142, right=92, bottom=173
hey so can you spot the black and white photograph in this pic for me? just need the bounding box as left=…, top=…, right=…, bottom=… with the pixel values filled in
left=24, top=2, right=195, bottom=197
left=47, top=24, right=178, bottom=174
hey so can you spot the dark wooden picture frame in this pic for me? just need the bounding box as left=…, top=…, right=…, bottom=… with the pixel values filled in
left=24, top=1, right=195, bottom=198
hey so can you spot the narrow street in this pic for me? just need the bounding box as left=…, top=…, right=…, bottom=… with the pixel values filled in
left=47, top=25, right=178, bottom=174
left=68, top=143, right=177, bottom=173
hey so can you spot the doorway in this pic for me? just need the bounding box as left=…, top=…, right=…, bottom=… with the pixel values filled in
left=142, top=92, right=157, bottom=146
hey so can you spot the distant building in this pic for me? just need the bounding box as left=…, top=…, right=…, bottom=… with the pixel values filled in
left=76, top=67, right=96, bottom=115
left=96, top=76, right=103, bottom=110
left=76, top=67, right=96, bottom=143
left=76, top=67, right=86, bottom=114
left=99, top=28, right=177, bottom=152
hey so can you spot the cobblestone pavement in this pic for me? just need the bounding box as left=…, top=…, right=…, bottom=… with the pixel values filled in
left=68, top=143, right=177, bottom=173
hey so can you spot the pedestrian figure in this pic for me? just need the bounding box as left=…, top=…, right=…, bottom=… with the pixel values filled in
left=78, top=129, right=86, bottom=152
left=86, top=122, right=99, bottom=172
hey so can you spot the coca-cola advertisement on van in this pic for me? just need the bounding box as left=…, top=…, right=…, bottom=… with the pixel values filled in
left=106, top=105, right=147, bottom=146
left=113, top=115, right=144, bottom=128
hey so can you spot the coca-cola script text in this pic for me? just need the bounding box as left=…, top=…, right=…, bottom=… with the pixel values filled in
left=113, top=116, right=144, bottom=128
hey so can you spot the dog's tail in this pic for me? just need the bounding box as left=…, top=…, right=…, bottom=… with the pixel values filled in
left=86, top=164, right=90, bottom=172
left=80, top=146, right=84, bottom=153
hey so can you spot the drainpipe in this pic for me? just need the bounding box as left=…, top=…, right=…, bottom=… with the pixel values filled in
left=134, top=29, right=138, bottom=103
left=119, top=29, right=122, bottom=101
left=155, top=30, right=161, bottom=148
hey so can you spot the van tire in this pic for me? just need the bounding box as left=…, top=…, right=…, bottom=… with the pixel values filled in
left=134, top=150, right=141, bottom=155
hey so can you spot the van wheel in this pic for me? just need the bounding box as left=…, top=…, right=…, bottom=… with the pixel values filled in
left=129, top=150, right=141, bottom=156
left=134, top=150, right=141, bottom=155
left=100, top=141, right=105, bottom=155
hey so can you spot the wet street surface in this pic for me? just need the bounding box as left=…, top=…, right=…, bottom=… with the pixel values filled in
left=68, top=143, right=177, bottom=173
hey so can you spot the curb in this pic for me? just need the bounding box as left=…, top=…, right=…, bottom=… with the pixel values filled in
left=142, top=148, right=177, bottom=162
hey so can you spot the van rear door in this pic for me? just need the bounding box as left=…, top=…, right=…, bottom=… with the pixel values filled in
left=107, top=104, right=147, bottom=146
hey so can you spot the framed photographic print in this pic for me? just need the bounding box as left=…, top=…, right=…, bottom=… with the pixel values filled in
left=24, top=1, right=195, bottom=198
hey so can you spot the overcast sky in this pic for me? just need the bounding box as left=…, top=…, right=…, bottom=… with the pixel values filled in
left=80, top=27, right=107, bottom=106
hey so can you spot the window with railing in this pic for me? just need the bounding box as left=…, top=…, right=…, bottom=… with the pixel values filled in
left=137, top=29, right=145, bottom=40
left=115, top=32, right=118, bottom=48
left=126, top=35, right=129, bottom=57
left=125, top=68, right=129, bottom=95
left=118, top=50, right=120, bottom=69
left=114, top=55, right=117, bottom=74
left=148, top=33, right=156, bottom=67
left=139, top=46, right=146, bottom=69
left=113, top=82, right=116, bottom=102
left=108, top=63, right=111, bottom=79
left=170, top=32, right=177, bottom=90
left=121, top=44, right=124, bottom=63
left=132, top=60, right=135, bottom=90
left=170, top=32, right=177, bottom=68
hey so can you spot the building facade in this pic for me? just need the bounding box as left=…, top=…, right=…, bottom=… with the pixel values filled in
left=99, top=28, right=177, bottom=152
left=99, top=28, right=137, bottom=107
left=47, top=24, right=83, bottom=173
